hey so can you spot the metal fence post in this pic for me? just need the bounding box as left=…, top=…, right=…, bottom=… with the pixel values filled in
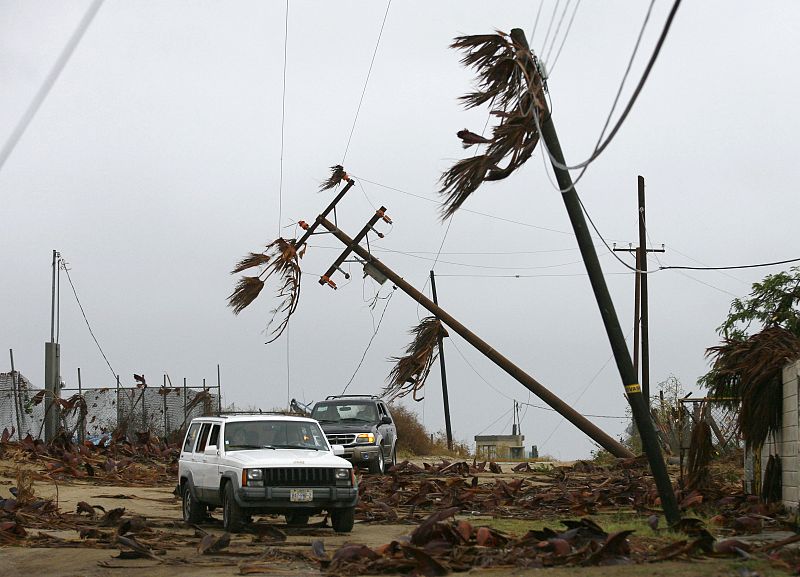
left=115, top=374, right=120, bottom=430
left=183, top=377, right=187, bottom=425
left=77, top=367, right=84, bottom=443
left=162, top=374, right=168, bottom=440
left=217, top=364, right=222, bottom=415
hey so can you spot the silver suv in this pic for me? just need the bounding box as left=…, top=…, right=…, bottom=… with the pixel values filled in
left=177, top=415, right=358, bottom=532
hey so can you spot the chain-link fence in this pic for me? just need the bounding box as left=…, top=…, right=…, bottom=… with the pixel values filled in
left=1, top=371, right=220, bottom=444
left=0, top=372, right=45, bottom=439
left=676, top=397, right=741, bottom=484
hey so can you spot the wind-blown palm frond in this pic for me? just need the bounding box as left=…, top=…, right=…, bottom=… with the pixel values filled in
left=704, top=326, right=800, bottom=450
left=384, top=317, right=445, bottom=401
left=319, top=165, right=349, bottom=192
left=228, top=238, right=302, bottom=343
left=231, top=252, right=272, bottom=274
left=440, top=29, right=546, bottom=219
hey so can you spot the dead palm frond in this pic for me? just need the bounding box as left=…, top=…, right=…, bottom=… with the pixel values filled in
left=228, top=238, right=302, bottom=343
left=319, top=165, right=350, bottom=192
left=685, top=413, right=713, bottom=492
left=704, top=326, right=800, bottom=450
left=384, top=317, right=446, bottom=401
left=440, top=29, right=546, bottom=219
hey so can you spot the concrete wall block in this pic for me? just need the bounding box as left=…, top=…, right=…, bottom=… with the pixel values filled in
left=782, top=426, right=799, bottom=443
left=784, top=484, right=799, bottom=509
left=783, top=456, right=799, bottom=475
left=784, top=360, right=799, bottom=386
left=781, top=440, right=798, bottom=460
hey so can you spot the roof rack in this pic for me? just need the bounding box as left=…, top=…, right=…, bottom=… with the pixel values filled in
left=324, top=394, right=381, bottom=400
left=216, top=410, right=305, bottom=417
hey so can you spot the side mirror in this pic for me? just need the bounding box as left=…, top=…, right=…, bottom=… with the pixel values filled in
left=204, top=445, right=218, bottom=454
left=380, top=416, right=392, bottom=425
left=331, top=444, right=345, bottom=456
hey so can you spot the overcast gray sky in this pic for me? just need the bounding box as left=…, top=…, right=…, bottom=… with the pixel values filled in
left=2, top=1, right=798, bottom=459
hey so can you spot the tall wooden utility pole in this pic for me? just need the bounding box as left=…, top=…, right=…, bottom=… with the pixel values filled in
left=317, top=211, right=633, bottom=459
left=430, top=270, right=453, bottom=451
left=511, top=29, right=680, bottom=524
left=613, top=176, right=665, bottom=405
left=44, top=250, right=61, bottom=442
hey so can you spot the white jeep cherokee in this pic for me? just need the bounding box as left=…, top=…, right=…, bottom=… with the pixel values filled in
left=178, top=414, right=358, bottom=532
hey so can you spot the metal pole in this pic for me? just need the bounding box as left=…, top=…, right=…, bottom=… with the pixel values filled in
left=51, top=250, right=56, bottom=343
left=638, top=176, right=651, bottom=404
left=115, top=374, right=120, bottom=431
left=163, top=374, right=168, bottom=441
left=10, top=349, right=23, bottom=441
left=319, top=216, right=632, bottom=458
left=183, top=377, right=187, bottom=423
left=430, top=270, right=453, bottom=451
left=509, top=28, right=679, bottom=525
left=77, top=367, right=84, bottom=443
left=217, top=364, right=222, bottom=415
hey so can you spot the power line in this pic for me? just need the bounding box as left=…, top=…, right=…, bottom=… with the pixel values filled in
left=544, top=0, right=571, bottom=64
left=532, top=0, right=682, bottom=178
left=529, top=1, right=544, bottom=44
left=548, top=0, right=582, bottom=74
left=341, top=0, right=392, bottom=164
left=433, top=272, right=630, bottom=278
left=277, top=0, right=289, bottom=235
left=659, top=257, right=800, bottom=272
left=0, top=0, right=104, bottom=174
left=476, top=407, right=514, bottom=436
left=341, top=289, right=395, bottom=396
left=539, top=0, right=561, bottom=57
left=308, top=244, right=580, bottom=256
left=520, top=401, right=625, bottom=420
left=60, top=259, right=117, bottom=380
left=450, top=338, right=514, bottom=401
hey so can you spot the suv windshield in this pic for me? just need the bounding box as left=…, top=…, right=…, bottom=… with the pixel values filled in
left=224, top=421, right=329, bottom=451
left=312, top=401, right=379, bottom=424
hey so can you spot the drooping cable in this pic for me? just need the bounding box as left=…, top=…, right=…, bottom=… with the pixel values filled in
left=61, top=259, right=117, bottom=380
left=341, top=289, right=394, bottom=395
left=341, top=0, right=392, bottom=164
left=277, top=0, right=289, bottom=235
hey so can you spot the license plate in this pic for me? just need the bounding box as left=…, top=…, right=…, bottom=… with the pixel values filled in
left=289, top=488, right=313, bottom=502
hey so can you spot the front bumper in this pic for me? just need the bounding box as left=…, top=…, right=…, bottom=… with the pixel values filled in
left=340, top=444, right=382, bottom=466
left=235, top=485, right=358, bottom=511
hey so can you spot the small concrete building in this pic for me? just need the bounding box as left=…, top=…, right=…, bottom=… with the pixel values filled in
left=756, top=359, right=800, bottom=509
left=474, top=434, right=525, bottom=460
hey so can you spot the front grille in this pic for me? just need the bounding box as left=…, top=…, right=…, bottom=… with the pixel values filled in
left=264, top=467, right=335, bottom=487
left=326, top=433, right=357, bottom=445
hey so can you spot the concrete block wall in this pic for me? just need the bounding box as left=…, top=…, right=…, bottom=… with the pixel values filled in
left=761, top=359, right=800, bottom=509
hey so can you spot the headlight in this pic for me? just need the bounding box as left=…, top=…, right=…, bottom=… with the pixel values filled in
left=335, top=467, right=353, bottom=486
left=243, top=468, right=264, bottom=487
left=355, top=433, right=375, bottom=444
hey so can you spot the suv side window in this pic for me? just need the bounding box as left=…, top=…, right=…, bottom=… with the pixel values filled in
left=196, top=423, right=212, bottom=453
left=378, top=403, right=391, bottom=420
left=183, top=423, right=201, bottom=453
left=208, top=424, right=220, bottom=447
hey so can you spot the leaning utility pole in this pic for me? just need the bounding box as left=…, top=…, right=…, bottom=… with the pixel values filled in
left=317, top=210, right=633, bottom=458
left=430, top=270, right=453, bottom=451
left=511, top=29, right=680, bottom=524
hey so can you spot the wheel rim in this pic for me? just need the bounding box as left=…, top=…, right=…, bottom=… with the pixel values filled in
left=182, top=489, right=189, bottom=520
left=378, top=449, right=384, bottom=472
left=223, top=494, right=229, bottom=527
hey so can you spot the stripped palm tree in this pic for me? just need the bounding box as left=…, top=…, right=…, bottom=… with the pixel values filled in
left=385, top=317, right=446, bottom=401
left=228, top=238, right=302, bottom=344
left=440, top=31, right=546, bottom=218
left=227, top=166, right=352, bottom=342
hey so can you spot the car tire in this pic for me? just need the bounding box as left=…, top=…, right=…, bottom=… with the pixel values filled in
left=222, top=482, right=246, bottom=533
left=182, top=482, right=206, bottom=524
left=389, top=445, right=397, bottom=470
left=285, top=513, right=310, bottom=527
left=368, top=447, right=385, bottom=475
left=331, top=507, right=355, bottom=533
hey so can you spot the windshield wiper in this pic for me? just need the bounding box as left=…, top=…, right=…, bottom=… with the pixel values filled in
left=227, top=444, right=275, bottom=450
left=340, top=417, right=373, bottom=423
